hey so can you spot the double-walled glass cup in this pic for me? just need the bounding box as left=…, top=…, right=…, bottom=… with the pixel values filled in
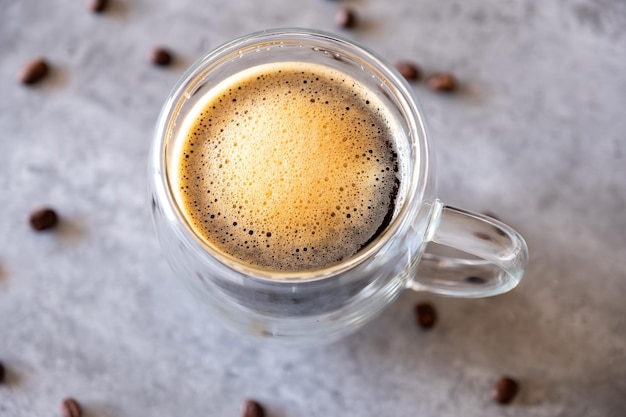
left=149, top=29, right=528, bottom=341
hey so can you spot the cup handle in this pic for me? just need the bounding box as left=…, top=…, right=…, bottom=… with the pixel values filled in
left=409, top=200, right=529, bottom=297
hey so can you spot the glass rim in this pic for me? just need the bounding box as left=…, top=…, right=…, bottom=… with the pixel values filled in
left=151, top=27, right=433, bottom=283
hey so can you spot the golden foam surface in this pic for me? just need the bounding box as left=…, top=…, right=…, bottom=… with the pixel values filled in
left=174, top=62, right=400, bottom=271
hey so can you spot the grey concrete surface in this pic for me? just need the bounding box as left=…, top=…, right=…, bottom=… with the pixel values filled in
left=1, top=0, right=625, bottom=416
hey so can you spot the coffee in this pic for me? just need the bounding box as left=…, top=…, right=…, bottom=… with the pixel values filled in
left=173, top=62, right=403, bottom=272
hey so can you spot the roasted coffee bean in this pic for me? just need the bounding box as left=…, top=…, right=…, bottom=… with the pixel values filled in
left=428, top=73, right=456, bottom=92
left=19, top=58, right=50, bottom=85
left=395, top=61, right=421, bottom=81
left=88, top=0, right=108, bottom=13
left=481, top=212, right=508, bottom=236
left=414, top=302, right=437, bottom=329
left=61, top=398, right=82, bottom=417
left=335, top=8, right=357, bottom=28
left=465, top=276, right=486, bottom=284
left=474, top=231, right=491, bottom=241
left=241, top=399, right=265, bottom=417
left=0, top=361, right=5, bottom=383
left=493, top=376, right=519, bottom=404
left=29, top=208, right=58, bottom=231
left=150, top=47, right=173, bottom=66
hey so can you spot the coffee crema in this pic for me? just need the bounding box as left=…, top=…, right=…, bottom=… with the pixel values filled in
left=173, top=62, right=402, bottom=272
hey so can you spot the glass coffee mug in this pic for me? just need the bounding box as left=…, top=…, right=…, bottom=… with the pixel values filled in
left=149, top=29, right=528, bottom=341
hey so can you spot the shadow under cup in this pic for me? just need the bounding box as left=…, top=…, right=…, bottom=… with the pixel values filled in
left=149, top=29, right=525, bottom=341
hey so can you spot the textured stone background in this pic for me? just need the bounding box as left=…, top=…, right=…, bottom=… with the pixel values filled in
left=1, top=0, right=625, bottom=416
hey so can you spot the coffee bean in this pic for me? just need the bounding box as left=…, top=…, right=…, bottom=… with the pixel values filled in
left=0, top=361, right=5, bottom=383
left=395, top=61, right=421, bottom=81
left=60, top=398, right=82, bottom=417
left=474, top=231, right=491, bottom=241
left=241, top=399, right=265, bottom=417
left=335, top=8, right=357, bottom=28
left=414, top=302, right=437, bottom=329
left=88, top=0, right=108, bottom=13
left=428, top=73, right=456, bottom=92
left=481, top=211, right=508, bottom=236
left=493, top=376, right=519, bottom=404
left=18, top=58, right=50, bottom=85
left=29, top=208, right=58, bottom=231
left=465, top=276, right=486, bottom=284
left=150, top=47, right=173, bottom=66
